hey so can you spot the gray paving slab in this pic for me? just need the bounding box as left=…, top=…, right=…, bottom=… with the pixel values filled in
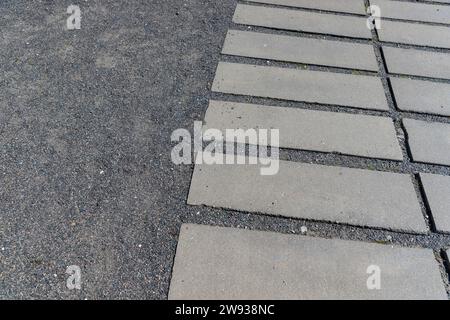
left=233, top=4, right=372, bottom=39
left=212, top=62, right=389, bottom=110
left=403, top=119, right=450, bottom=166
left=246, top=0, right=366, bottom=14
left=169, top=224, right=446, bottom=300
left=378, top=20, right=450, bottom=49
left=187, top=155, right=426, bottom=232
left=222, top=30, right=379, bottom=71
left=370, top=0, right=450, bottom=24
left=420, top=173, right=450, bottom=233
left=391, top=78, right=450, bottom=117
left=383, top=46, right=450, bottom=79
left=204, top=100, right=403, bottom=160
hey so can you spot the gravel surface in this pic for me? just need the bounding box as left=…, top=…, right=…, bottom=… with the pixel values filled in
left=1, top=0, right=450, bottom=299
left=0, top=0, right=236, bottom=299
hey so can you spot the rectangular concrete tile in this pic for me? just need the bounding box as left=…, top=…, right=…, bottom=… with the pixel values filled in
left=378, top=20, right=450, bottom=49
left=212, top=62, right=388, bottom=110
left=391, top=78, right=450, bottom=117
left=403, top=119, right=450, bottom=166
left=420, top=173, right=450, bottom=233
left=169, top=224, right=446, bottom=300
left=246, top=0, right=366, bottom=14
left=187, top=155, right=426, bottom=232
left=233, top=4, right=372, bottom=39
left=222, top=30, right=379, bottom=71
left=370, top=0, right=450, bottom=24
left=204, top=100, right=402, bottom=160
left=383, top=46, right=450, bottom=80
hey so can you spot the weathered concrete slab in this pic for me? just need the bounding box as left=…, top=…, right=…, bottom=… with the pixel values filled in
left=233, top=4, right=372, bottom=39
left=378, top=20, right=450, bottom=49
left=204, top=100, right=402, bottom=160
left=246, top=0, right=366, bottom=14
left=222, top=30, right=379, bottom=71
left=403, top=119, right=450, bottom=166
left=169, top=224, right=446, bottom=299
left=391, top=78, right=450, bottom=117
left=420, top=173, right=450, bottom=233
left=384, top=46, right=450, bottom=80
left=371, top=0, right=450, bottom=24
left=187, top=155, right=426, bottom=232
left=212, top=62, right=388, bottom=110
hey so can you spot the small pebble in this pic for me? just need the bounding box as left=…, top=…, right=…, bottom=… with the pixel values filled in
left=300, top=226, right=308, bottom=234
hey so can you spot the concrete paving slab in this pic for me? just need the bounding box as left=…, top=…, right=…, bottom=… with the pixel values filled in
left=233, top=4, right=372, bottom=39
left=169, top=224, right=446, bottom=299
left=383, top=46, right=450, bottom=80
left=420, top=173, right=450, bottom=233
left=204, top=100, right=403, bottom=160
left=212, top=62, right=388, bottom=110
left=378, top=20, right=450, bottom=49
left=246, top=0, right=366, bottom=14
left=187, top=155, right=426, bottom=232
left=222, top=30, right=379, bottom=71
left=391, top=78, right=450, bottom=117
left=370, top=0, right=450, bottom=24
left=403, top=119, right=450, bottom=166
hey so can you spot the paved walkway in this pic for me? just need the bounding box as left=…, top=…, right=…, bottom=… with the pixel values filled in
left=169, top=0, right=450, bottom=299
